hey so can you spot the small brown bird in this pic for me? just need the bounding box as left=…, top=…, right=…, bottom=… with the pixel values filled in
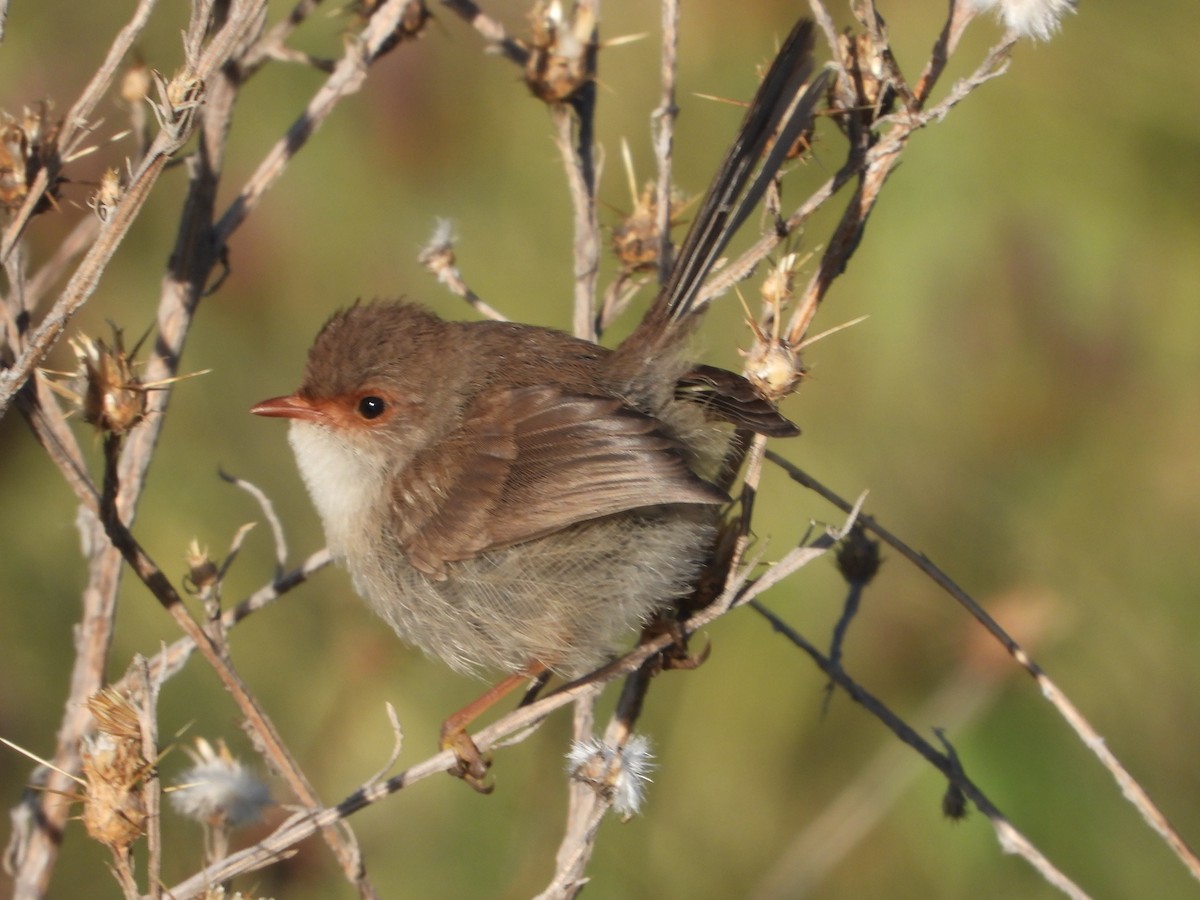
left=253, top=19, right=824, bottom=787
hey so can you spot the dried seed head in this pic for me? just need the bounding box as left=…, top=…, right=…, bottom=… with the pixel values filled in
left=70, top=328, right=149, bottom=436
left=184, top=539, right=220, bottom=598
left=171, top=738, right=272, bottom=829
left=744, top=338, right=805, bottom=401
left=964, top=0, right=1076, bottom=41
left=835, top=29, right=894, bottom=123
left=89, top=166, right=123, bottom=222
left=566, top=735, right=655, bottom=820
left=149, top=68, right=204, bottom=137
left=942, top=780, right=969, bottom=820
left=836, top=524, right=881, bottom=586
left=0, top=102, right=62, bottom=214
left=610, top=186, right=657, bottom=272
left=761, top=251, right=797, bottom=310
left=611, top=184, right=689, bottom=275
left=82, top=735, right=150, bottom=851
left=120, top=59, right=152, bottom=107
left=608, top=184, right=660, bottom=273
left=54, top=324, right=208, bottom=436
left=609, top=141, right=688, bottom=275
left=741, top=254, right=806, bottom=400
left=396, top=0, right=431, bottom=40
left=87, top=686, right=142, bottom=741
left=524, top=1, right=597, bottom=104
left=82, top=688, right=150, bottom=851
left=418, top=219, right=458, bottom=282
left=166, top=70, right=203, bottom=111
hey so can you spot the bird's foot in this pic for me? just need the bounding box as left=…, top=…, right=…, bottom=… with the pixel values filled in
left=441, top=726, right=493, bottom=794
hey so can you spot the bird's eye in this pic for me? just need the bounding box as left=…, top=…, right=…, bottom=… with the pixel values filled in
left=357, top=395, right=387, bottom=420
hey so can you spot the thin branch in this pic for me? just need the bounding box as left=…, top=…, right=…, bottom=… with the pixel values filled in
left=914, top=0, right=979, bottom=105
left=239, top=0, right=329, bottom=76
left=749, top=600, right=1091, bottom=899
left=765, top=452, right=1200, bottom=882
left=806, top=0, right=853, bottom=114
left=693, top=160, right=853, bottom=313
left=752, top=650, right=1020, bottom=895
left=552, top=103, right=600, bottom=342
left=439, top=0, right=530, bottom=67
left=132, top=658, right=164, bottom=900
left=535, top=696, right=602, bottom=900
left=24, top=215, right=102, bottom=313
left=0, top=1, right=268, bottom=420
left=219, top=470, right=288, bottom=579
left=418, top=221, right=509, bottom=321
left=109, top=548, right=332, bottom=695
left=212, top=0, right=420, bottom=246
left=0, top=0, right=159, bottom=265
left=651, top=0, right=679, bottom=290
left=97, top=441, right=373, bottom=895
left=162, top=508, right=855, bottom=895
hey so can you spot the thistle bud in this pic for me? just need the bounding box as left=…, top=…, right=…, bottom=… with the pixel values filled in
left=524, top=1, right=597, bottom=104
left=120, top=59, right=152, bottom=108
left=70, top=329, right=148, bottom=436
left=184, top=539, right=220, bottom=598
left=0, top=102, right=61, bottom=214
left=89, top=167, right=123, bottom=222
left=81, top=688, right=150, bottom=852
left=742, top=254, right=806, bottom=401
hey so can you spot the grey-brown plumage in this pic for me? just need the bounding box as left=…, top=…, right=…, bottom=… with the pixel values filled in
left=253, top=19, right=823, bottom=699
left=277, top=300, right=733, bottom=676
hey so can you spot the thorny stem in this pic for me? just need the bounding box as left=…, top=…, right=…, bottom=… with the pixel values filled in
left=0, top=1, right=266, bottom=420
left=0, top=0, right=160, bottom=266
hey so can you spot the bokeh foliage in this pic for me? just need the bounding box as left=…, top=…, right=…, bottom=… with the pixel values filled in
left=1, top=1, right=1197, bottom=897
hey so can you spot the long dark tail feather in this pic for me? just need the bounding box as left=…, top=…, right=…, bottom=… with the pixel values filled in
left=654, top=19, right=827, bottom=328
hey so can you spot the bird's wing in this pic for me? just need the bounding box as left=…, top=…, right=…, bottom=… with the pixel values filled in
left=391, top=384, right=725, bottom=577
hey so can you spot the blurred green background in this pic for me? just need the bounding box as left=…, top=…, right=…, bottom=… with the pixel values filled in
left=1, top=1, right=1198, bottom=897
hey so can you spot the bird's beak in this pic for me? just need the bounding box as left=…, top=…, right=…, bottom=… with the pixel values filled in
left=250, top=394, right=324, bottom=421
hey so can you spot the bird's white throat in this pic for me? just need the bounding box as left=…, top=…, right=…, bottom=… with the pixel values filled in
left=288, top=421, right=386, bottom=558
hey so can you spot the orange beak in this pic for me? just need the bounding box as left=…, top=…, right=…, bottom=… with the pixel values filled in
left=250, top=394, right=324, bottom=422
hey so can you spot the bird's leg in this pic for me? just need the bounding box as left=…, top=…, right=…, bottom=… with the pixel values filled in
left=440, top=663, right=549, bottom=793
left=518, top=668, right=554, bottom=707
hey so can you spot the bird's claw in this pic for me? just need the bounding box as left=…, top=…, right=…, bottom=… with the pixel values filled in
left=442, top=728, right=493, bottom=794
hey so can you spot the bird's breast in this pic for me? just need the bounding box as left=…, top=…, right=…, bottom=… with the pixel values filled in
left=288, top=420, right=388, bottom=559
